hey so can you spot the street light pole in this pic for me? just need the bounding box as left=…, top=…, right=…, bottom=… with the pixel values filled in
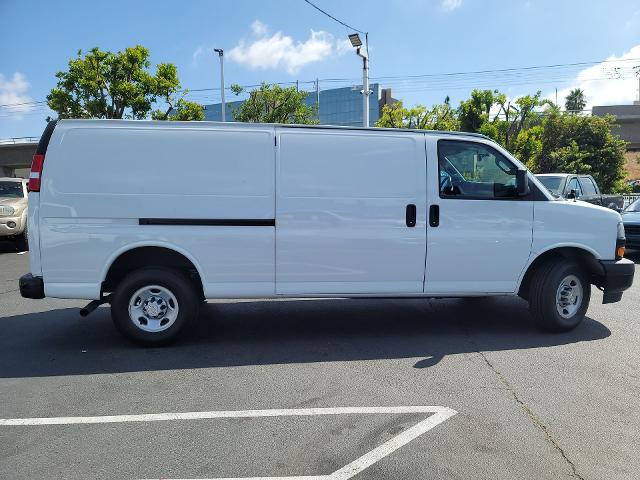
left=214, top=48, right=225, bottom=122
left=348, top=33, right=370, bottom=128
left=359, top=46, right=369, bottom=128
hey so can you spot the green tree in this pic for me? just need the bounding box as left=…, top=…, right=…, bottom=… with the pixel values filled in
left=457, top=89, right=498, bottom=132
left=477, top=91, right=550, bottom=165
left=531, top=112, right=627, bottom=192
left=151, top=98, right=205, bottom=121
left=564, top=88, right=586, bottom=114
left=230, top=83, right=317, bottom=124
left=375, top=97, right=459, bottom=130
left=47, top=45, right=202, bottom=120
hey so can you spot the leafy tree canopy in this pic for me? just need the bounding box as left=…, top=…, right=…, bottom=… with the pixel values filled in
left=377, top=88, right=629, bottom=193
left=376, top=97, right=459, bottom=131
left=530, top=112, right=628, bottom=192
left=565, top=88, right=586, bottom=114
left=230, top=83, right=318, bottom=124
left=47, top=45, right=202, bottom=121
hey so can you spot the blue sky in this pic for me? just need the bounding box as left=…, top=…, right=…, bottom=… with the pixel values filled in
left=1, top=0, right=639, bottom=138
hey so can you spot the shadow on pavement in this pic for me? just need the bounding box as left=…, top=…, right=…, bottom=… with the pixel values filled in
left=0, top=295, right=611, bottom=378
left=0, top=240, right=19, bottom=254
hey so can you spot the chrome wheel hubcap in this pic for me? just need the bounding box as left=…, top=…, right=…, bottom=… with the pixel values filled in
left=555, top=275, right=583, bottom=319
left=128, top=285, right=179, bottom=332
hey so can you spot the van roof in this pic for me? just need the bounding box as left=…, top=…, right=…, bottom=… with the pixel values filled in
left=56, top=119, right=492, bottom=141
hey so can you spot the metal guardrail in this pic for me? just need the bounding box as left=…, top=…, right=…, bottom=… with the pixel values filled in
left=623, top=194, right=640, bottom=208
left=0, top=137, right=39, bottom=145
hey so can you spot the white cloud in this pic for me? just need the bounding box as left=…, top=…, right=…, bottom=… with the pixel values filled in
left=251, top=20, right=268, bottom=36
left=0, top=72, right=33, bottom=115
left=228, top=21, right=345, bottom=74
left=441, top=0, right=462, bottom=11
left=192, top=45, right=207, bottom=64
left=549, top=45, right=640, bottom=109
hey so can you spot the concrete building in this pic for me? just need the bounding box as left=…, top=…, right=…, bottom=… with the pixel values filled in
left=593, top=104, right=640, bottom=150
left=0, top=139, right=36, bottom=178
left=203, top=83, right=398, bottom=127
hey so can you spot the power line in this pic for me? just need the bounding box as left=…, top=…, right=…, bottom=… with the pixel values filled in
left=302, top=0, right=366, bottom=34
left=2, top=57, right=639, bottom=117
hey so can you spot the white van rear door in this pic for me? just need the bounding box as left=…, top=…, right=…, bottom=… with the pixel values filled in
left=276, top=128, right=427, bottom=295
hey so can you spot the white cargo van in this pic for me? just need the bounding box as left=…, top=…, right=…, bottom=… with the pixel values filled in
left=20, top=120, right=634, bottom=345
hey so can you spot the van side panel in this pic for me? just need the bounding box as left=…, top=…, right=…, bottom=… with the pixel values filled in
left=40, top=124, right=276, bottom=299
left=276, top=129, right=427, bottom=294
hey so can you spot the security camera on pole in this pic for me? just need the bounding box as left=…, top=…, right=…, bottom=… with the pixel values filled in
left=348, top=33, right=370, bottom=128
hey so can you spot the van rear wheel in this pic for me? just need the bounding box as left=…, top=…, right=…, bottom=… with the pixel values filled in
left=111, top=267, right=199, bottom=346
left=528, top=259, right=591, bottom=332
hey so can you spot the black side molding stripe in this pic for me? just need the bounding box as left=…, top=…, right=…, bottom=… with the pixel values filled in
left=139, top=218, right=275, bottom=227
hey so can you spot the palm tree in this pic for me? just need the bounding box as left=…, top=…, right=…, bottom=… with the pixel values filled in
left=565, top=88, right=586, bottom=114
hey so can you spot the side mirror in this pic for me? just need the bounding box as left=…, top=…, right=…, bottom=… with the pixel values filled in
left=516, top=169, right=530, bottom=196
left=567, top=189, right=577, bottom=200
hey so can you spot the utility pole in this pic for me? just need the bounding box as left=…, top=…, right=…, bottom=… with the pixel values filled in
left=214, top=49, right=225, bottom=121
left=316, top=78, right=320, bottom=121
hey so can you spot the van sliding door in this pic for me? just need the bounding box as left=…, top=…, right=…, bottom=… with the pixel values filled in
left=275, top=128, right=427, bottom=295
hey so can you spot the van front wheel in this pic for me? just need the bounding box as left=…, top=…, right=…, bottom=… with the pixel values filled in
left=528, top=259, right=591, bottom=332
left=111, top=267, right=199, bottom=346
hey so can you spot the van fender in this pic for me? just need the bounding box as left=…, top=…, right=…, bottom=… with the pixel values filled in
left=515, top=242, right=602, bottom=293
left=100, top=240, right=207, bottom=287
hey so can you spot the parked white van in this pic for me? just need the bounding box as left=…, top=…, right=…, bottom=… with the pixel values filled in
left=20, top=120, right=634, bottom=345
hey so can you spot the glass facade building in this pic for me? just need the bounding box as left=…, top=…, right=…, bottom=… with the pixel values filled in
left=203, top=83, right=382, bottom=127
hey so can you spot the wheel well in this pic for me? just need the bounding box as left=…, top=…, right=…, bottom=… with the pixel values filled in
left=518, top=247, right=603, bottom=300
left=103, top=247, right=204, bottom=298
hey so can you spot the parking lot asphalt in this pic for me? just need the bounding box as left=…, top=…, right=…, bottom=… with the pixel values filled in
left=0, top=241, right=638, bottom=479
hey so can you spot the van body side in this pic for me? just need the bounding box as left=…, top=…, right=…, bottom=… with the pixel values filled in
left=19, top=119, right=634, bottom=345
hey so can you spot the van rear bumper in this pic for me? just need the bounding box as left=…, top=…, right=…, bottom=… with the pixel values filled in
left=597, top=259, right=635, bottom=304
left=19, top=273, right=45, bottom=299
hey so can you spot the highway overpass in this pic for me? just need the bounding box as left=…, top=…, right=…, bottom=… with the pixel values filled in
left=0, top=138, right=37, bottom=177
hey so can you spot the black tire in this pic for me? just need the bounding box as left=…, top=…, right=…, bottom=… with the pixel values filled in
left=15, top=229, right=28, bottom=252
left=111, top=267, right=200, bottom=346
left=528, top=259, right=591, bottom=332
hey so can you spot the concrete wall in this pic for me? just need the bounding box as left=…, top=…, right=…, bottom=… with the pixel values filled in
left=592, top=105, right=640, bottom=149
left=0, top=142, right=37, bottom=177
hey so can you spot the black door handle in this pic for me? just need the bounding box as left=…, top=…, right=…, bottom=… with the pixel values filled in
left=406, top=204, right=416, bottom=227
left=429, top=204, right=439, bottom=227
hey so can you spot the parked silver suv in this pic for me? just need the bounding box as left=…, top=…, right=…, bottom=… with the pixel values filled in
left=0, top=178, right=28, bottom=251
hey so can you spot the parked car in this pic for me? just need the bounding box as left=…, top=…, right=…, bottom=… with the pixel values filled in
left=20, top=120, right=634, bottom=345
left=0, top=177, right=28, bottom=251
left=536, top=173, right=624, bottom=210
left=622, top=197, right=640, bottom=250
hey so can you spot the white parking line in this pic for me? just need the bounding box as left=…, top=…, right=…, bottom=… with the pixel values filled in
left=0, top=405, right=457, bottom=480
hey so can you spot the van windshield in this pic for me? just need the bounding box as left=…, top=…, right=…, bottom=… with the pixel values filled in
left=0, top=181, right=24, bottom=198
left=536, top=176, right=563, bottom=194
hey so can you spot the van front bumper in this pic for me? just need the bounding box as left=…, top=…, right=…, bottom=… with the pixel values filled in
left=19, top=274, right=45, bottom=299
left=598, top=259, right=635, bottom=304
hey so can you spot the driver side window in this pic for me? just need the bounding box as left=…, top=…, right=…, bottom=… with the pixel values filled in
left=438, top=140, right=519, bottom=200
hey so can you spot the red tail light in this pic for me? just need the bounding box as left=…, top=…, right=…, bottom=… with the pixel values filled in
left=29, top=153, right=44, bottom=192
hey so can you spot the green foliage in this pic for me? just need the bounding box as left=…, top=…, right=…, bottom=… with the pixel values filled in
left=375, top=97, right=459, bottom=130
left=230, top=83, right=318, bottom=124
left=152, top=98, right=204, bottom=121
left=565, top=88, right=586, bottom=114
left=458, top=89, right=497, bottom=132
left=378, top=88, right=629, bottom=192
left=530, top=112, right=627, bottom=192
left=47, top=45, right=202, bottom=121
